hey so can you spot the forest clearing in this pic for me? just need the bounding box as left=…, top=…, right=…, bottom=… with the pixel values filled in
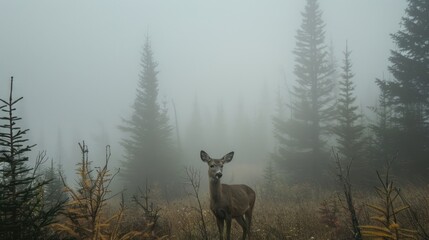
left=1, top=0, right=428, bottom=239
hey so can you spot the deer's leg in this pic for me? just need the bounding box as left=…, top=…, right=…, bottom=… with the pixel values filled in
left=225, top=216, right=232, bottom=240
left=235, top=216, right=248, bottom=240
left=245, top=209, right=253, bottom=239
left=216, top=217, right=224, bottom=240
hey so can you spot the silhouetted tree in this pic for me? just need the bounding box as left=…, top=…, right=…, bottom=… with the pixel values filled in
left=233, top=98, right=254, bottom=161
left=378, top=0, right=429, bottom=178
left=210, top=102, right=229, bottom=153
left=328, top=40, right=340, bottom=100
left=184, top=96, right=205, bottom=165
left=272, top=0, right=335, bottom=184
left=0, top=77, right=62, bottom=239
left=253, top=83, right=273, bottom=162
left=262, top=160, right=277, bottom=198
left=369, top=79, right=396, bottom=171
left=333, top=43, right=365, bottom=162
left=119, top=36, right=179, bottom=195
left=42, top=159, right=67, bottom=211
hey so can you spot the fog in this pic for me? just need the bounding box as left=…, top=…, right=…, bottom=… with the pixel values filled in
left=0, top=1, right=407, bottom=185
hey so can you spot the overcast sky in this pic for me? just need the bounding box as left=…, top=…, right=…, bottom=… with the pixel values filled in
left=0, top=1, right=407, bottom=175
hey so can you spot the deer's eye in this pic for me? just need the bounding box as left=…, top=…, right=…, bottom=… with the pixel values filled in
left=210, top=165, right=215, bottom=168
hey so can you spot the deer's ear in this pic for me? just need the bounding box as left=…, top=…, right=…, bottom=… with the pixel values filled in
left=222, top=151, right=234, bottom=163
left=200, top=150, right=210, bottom=162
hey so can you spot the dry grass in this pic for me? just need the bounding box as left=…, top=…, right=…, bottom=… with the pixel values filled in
left=134, top=183, right=429, bottom=240
left=148, top=186, right=353, bottom=239
left=50, top=160, right=429, bottom=240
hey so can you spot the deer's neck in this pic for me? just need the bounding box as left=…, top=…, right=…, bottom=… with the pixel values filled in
left=209, top=178, right=222, bottom=202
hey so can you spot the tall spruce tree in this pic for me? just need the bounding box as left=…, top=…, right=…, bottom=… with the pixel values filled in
left=272, top=0, right=335, bottom=183
left=379, top=0, right=429, bottom=177
left=333, top=43, right=364, bottom=162
left=0, top=77, right=62, bottom=239
left=369, top=79, right=396, bottom=170
left=42, top=159, right=67, bottom=210
left=120, top=37, right=178, bottom=194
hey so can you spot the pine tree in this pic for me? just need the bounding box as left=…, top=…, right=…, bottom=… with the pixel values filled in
left=333, top=43, right=364, bottom=162
left=120, top=36, right=179, bottom=194
left=0, top=77, right=62, bottom=239
left=210, top=102, right=229, bottom=153
left=233, top=99, right=253, bottom=161
left=328, top=40, right=340, bottom=100
left=184, top=96, right=205, bottom=165
left=262, top=160, right=277, bottom=199
left=255, top=83, right=272, bottom=148
left=251, top=83, right=273, bottom=164
left=380, top=0, right=429, bottom=177
left=369, top=79, right=396, bottom=170
left=272, top=0, right=335, bottom=183
left=42, top=159, right=67, bottom=210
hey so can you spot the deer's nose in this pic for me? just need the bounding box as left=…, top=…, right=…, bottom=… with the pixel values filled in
left=215, top=172, right=223, bottom=179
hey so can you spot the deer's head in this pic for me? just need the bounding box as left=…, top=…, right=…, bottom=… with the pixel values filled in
left=200, top=150, right=234, bottom=181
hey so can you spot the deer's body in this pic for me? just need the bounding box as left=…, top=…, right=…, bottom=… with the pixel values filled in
left=201, top=151, right=256, bottom=240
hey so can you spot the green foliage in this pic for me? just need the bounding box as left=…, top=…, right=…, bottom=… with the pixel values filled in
left=262, top=160, right=278, bottom=198
left=333, top=43, right=365, bottom=162
left=0, top=77, right=62, bottom=240
left=377, top=0, right=429, bottom=178
left=272, top=0, right=335, bottom=184
left=119, top=36, right=179, bottom=194
left=42, top=157, right=68, bottom=211
left=369, top=78, right=397, bottom=171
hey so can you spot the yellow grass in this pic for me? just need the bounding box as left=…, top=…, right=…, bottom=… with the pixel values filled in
left=50, top=184, right=429, bottom=239
left=121, top=184, right=429, bottom=240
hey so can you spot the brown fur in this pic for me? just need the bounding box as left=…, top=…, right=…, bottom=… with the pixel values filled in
left=201, top=151, right=256, bottom=240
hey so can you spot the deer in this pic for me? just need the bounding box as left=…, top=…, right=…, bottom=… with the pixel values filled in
left=200, top=150, right=256, bottom=240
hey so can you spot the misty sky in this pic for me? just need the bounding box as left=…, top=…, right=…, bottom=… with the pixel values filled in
left=0, top=1, right=407, bottom=176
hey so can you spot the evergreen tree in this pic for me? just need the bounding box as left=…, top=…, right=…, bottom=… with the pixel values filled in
left=262, top=160, right=277, bottom=199
left=184, top=96, right=205, bottom=165
left=369, top=79, right=396, bottom=170
left=253, top=83, right=273, bottom=162
left=380, top=0, right=429, bottom=177
left=333, top=43, right=364, bottom=162
left=210, top=102, right=229, bottom=153
left=233, top=99, right=253, bottom=161
left=42, top=159, right=67, bottom=210
left=328, top=40, right=340, bottom=100
left=272, top=0, right=335, bottom=183
left=0, top=77, right=62, bottom=239
left=120, top=37, right=179, bottom=194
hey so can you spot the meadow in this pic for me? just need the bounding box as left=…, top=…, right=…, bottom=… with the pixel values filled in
left=52, top=151, right=428, bottom=240
left=115, top=179, right=429, bottom=240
